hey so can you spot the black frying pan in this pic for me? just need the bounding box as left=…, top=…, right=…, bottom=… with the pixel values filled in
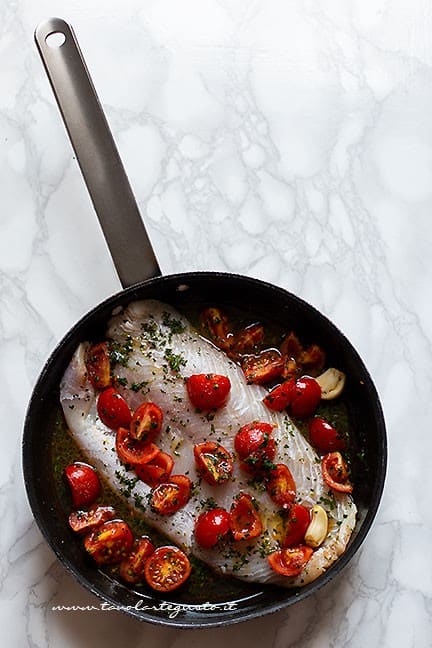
left=23, top=18, right=387, bottom=628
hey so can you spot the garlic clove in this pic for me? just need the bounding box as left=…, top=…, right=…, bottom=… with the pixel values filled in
left=304, top=504, right=328, bottom=548
left=316, top=368, right=346, bottom=400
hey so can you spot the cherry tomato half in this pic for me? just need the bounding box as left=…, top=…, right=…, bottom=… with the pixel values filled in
left=194, top=442, right=233, bottom=485
left=267, top=545, right=313, bottom=577
left=130, top=402, right=163, bottom=443
left=263, top=380, right=297, bottom=411
left=145, top=546, right=191, bottom=592
left=265, top=464, right=296, bottom=509
left=86, top=342, right=111, bottom=389
left=322, top=452, right=353, bottom=493
left=119, top=536, right=156, bottom=584
left=230, top=324, right=265, bottom=354
left=283, top=504, right=311, bottom=547
left=229, top=492, right=263, bottom=541
left=135, top=451, right=174, bottom=487
left=289, top=376, right=322, bottom=418
left=97, top=387, right=132, bottom=429
left=64, top=462, right=101, bottom=508
left=68, top=505, right=115, bottom=534
left=150, top=475, right=192, bottom=515
left=200, top=307, right=231, bottom=350
left=84, top=520, right=134, bottom=565
left=235, top=422, right=276, bottom=474
left=280, top=331, right=303, bottom=359
left=116, top=427, right=159, bottom=466
left=309, top=417, right=346, bottom=454
left=194, top=508, right=231, bottom=548
left=186, top=374, right=231, bottom=410
left=297, top=344, right=326, bottom=377
left=241, top=350, right=284, bottom=385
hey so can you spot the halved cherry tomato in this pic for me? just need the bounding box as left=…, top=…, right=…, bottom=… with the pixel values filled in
left=144, top=546, right=191, bottom=592
left=119, top=536, right=156, bottom=584
left=241, top=350, right=284, bottom=384
left=235, top=422, right=276, bottom=473
left=135, top=451, right=174, bottom=487
left=200, top=307, right=231, bottom=350
left=64, top=462, right=101, bottom=508
left=283, top=504, right=310, bottom=547
left=86, top=342, right=111, bottom=389
left=289, top=376, right=322, bottom=418
left=194, top=442, right=233, bottom=485
left=281, top=356, right=299, bottom=381
left=265, top=464, right=296, bottom=509
left=322, top=452, right=353, bottom=493
left=298, top=344, right=326, bottom=377
left=150, top=475, right=192, bottom=515
left=280, top=331, right=303, bottom=359
left=309, top=417, right=346, bottom=454
left=194, top=508, right=231, bottom=548
left=186, top=374, right=231, bottom=410
left=97, top=387, right=132, bottom=429
left=116, top=427, right=159, bottom=466
left=230, top=324, right=265, bottom=354
left=263, top=379, right=297, bottom=411
left=130, top=402, right=163, bottom=442
left=84, top=520, right=134, bottom=565
left=229, top=492, right=263, bottom=541
left=267, top=545, right=313, bottom=577
left=68, top=505, right=116, bottom=534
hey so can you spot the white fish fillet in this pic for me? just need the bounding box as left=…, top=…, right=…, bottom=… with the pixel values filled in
left=60, top=300, right=356, bottom=587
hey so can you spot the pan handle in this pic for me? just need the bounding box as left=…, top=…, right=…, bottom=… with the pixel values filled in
left=34, top=18, right=161, bottom=288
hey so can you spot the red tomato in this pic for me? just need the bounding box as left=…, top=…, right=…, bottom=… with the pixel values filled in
left=116, top=427, right=159, bottom=466
left=235, top=422, right=276, bottom=473
left=322, top=452, right=353, bottom=493
left=68, top=505, right=115, bottom=534
left=130, top=402, right=163, bottom=443
left=199, top=307, right=231, bottom=350
left=135, top=451, right=174, bottom=487
left=263, top=379, right=297, bottom=411
left=289, top=376, right=322, bottom=418
left=298, top=344, right=326, bottom=377
left=193, top=442, right=233, bottom=485
left=194, top=508, right=231, bottom=548
left=119, top=536, right=156, bottom=584
left=267, top=545, right=313, bottom=577
left=265, top=464, right=296, bottom=509
left=241, top=350, right=284, bottom=385
left=230, top=324, right=265, bottom=354
left=229, top=492, right=263, bottom=541
left=283, top=504, right=311, bottom=547
left=309, top=417, right=346, bottom=454
left=281, top=357, right=298, bottom=381
left=145, top=546, right=191, bottom=592
left=186, top=374, right=231, bottom=410
left=64, top=462, right=101, bottom=508
left=97, top=387, right=132, bottom=429
left=86, top=342, right=111, bottom=389
left=84, top=520, right=134, bottom=565
left=280, top=331, right=303, bottom=359
left=150, top=475, right=192, bottom=515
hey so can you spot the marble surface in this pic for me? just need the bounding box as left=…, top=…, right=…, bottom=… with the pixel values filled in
left=1, top=0, right=431, bottom=645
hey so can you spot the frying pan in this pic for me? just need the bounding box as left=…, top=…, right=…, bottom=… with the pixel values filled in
left=23, top=18, right=387, bottom=628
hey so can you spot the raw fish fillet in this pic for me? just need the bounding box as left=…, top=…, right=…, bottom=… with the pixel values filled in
left=60, top=300, right=356, bottom=587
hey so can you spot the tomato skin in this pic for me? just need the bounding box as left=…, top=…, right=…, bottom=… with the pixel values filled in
left=290, top=376, right=322, bottom=418
left=229, top=492, right=263, bottom=541
left=322, top=452, right=353, bottom=493
left=280, top=332, right=303, bottom=359
left=68, top=505, right=116, bottom=534
left=267, top=545, right=313, bottom=577
left=194, top=508, right=231, bottom=548
left=200, top=307, right=231, bottom=350
left=145, top=546, right=191, bottom=592
left=86, top=342, right=111, bottom=390
left=230, top=324, right=265, bottom=354
left=193, top=442, right=233, bottom=485
left=135, top=451, right=174, bottom=487
left=150, top=475, right=192, bottom=515
left=130, top=402, right=163, bottom=443
left=116, top=427, right=159, bottom=466
left=263, top=380, right=297, bottom=411
left=283, top=504, right=311, bottom=547
left=119, top=536, right=156, bottom=584
left=265, top=464, right=296, bottom=509
left=235, top=422, right=276, bottom=474
left=64, top=462, right=101, bottom=508
left=241, top=350, right=284, bottom=385
left=97, top=387, right=132, bottom=429
left=297, top=344, right=326, bottom=377
left=186, top=374, right=231, bottom=410
left=84, top=520, right=134, bottom=565
left=309, top=417, right=346, bottom=454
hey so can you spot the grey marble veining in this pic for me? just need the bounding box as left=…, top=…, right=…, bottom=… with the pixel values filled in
left=1, top=1, right=431, bottom=646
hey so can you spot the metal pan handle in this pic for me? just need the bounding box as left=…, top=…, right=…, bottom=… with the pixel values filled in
left=35, top=18, right=161, bottom=288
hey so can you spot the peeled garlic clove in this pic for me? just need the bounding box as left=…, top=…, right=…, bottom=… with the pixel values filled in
left=316, top=368, right=346, bottom=400
left=304, top=505, right=328, bottom=548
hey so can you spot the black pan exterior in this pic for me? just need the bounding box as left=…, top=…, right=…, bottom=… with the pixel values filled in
left=23, top=272, right=387, bottom=628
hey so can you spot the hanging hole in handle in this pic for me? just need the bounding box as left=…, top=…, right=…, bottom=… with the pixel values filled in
left=45, top=31, right=66, bottom=48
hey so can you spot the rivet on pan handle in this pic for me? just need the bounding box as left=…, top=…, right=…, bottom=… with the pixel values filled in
left=35, top=18, right=161, bottom=288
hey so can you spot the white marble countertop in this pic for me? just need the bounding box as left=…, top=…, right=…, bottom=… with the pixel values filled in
left=2, top=1, right=431, bottom=646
